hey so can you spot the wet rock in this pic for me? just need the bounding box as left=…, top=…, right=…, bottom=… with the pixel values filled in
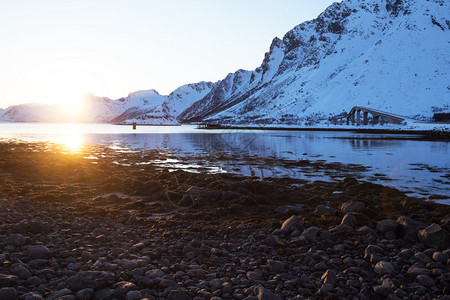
left=255, top=286, right=281, bottom=300
left=374, top=261, right=394, bottom=275
left=67, top=271, right=112, bottom=291
left=341, top=201, right=365, bottom=212
left=376, top=219, right=398, bottom=234
left=145, top=269, right=164, bottom=278
left=267, top=260, right=284, bottom=273
left=75, top=288, right=94, bottom=300
left=315, top=205, right=337, bottom=216
left=396, top=216, right=427, bottom=241
left=417, top=223, right=449, bottom=248
left=5, top=234, right=26, bottom=247
left=0, top=274, right=18, bottom=288
left=281, top=215, right=303, bottom=231
left=27, top=245, right=51, bottom=260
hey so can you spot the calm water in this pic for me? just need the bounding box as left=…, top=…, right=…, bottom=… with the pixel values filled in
left=1, top=122, right=449, bottom=204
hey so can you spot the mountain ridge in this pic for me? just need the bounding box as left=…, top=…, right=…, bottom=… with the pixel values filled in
left=1, top=0, right=448, bottom=124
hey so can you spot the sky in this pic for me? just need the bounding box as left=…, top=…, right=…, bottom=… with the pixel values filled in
left=0, top=0, right=338, bottom=109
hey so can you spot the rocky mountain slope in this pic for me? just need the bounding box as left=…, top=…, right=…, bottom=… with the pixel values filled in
left=180, top=0, right=449, bottom=125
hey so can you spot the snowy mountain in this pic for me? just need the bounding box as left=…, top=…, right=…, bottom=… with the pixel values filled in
left=0, top=103, right=66, bottom=122
left=1, top=0, right=448, bottom=125
left=180, top=0, right=449, bottom=125
left=0, top=82, right=214, bottom=124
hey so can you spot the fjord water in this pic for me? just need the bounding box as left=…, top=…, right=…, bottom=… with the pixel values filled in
left=1, top=122, right=448, bottom=204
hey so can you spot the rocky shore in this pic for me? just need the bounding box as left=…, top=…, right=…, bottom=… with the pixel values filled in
left=0, top=141, right=449, bottom=299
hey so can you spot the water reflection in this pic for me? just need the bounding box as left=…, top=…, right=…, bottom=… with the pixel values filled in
left=1, top=123, right=448, bottom=203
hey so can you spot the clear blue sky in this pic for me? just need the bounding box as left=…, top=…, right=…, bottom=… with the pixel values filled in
left=0, top=0, right=338, bottom=108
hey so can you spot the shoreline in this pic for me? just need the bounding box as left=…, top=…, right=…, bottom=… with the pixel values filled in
left=0, top=141, right=449, bottom=299
left=194, top=124, right=450, bottom=139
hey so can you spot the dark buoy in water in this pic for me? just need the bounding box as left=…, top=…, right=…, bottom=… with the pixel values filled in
left=132, top=122, right=137, bottom=130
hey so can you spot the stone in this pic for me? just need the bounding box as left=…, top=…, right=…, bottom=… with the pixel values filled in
left=407, top=263, right=431, bottom=276
left=25, top=276, right=42, bottom=287
left=93, top=288, right=114, bottom=300
left=76, top=288, right=94, bottom=300
left=178, top=194, right=193, bottom=206
left=0, top=274, right=18, bottom=288
left=321, top=269, right=336, bottom=287
left=145, top=269, right=164, bottom=278
left=373, top=285, right=393, bottom=297
left=418, top=223, right=449, bottom=248
left=67, top=263, right=82, bottom=271
left=126, top=290, right=142, bottom=300
left=267, top=260, right=284, bottom=273
left=301, top=226, right=320, bottom=241
left=12, top=265, right=31, bottom=279
left=67, top=271, right=112, bottom=291
left=28, top=221, right=51, bottom=234
left=376, top=220, right=398, bottom=233
left=5, top=234, right=26, bottom=247
left=0, top=287, right=17, bottom=300
left=246, top=271, right=262, bottom=282
left=317, top=283, right=333, bottom=296
left=47, top=288, right=72, bottom=300
left=432, top=251, right=448, bottom=262
left=24, top=292, right=44, bottom=300
left=27, top=245, right=51, bottom=260
left=315, top=205, right=337, bottom=216
left=396, top=216, right=427, bottom=242
left=416, top=275, right=434, bottom=286
left=341, top=212, right=369, bottom=227
left=167, top=290, right=192, bottom=300
left=341, top=201, right=365, bottom=212
left=374, top=261, right=394, bottom=275
left=255, top=286, right=281, bottom=300
left=113, top=281, right=138, bottom=295
left=119, top=259, right=138, bottom=269
left=281, top=215, right=303, bottom=231
left=275, top=205, right=304, bottom=215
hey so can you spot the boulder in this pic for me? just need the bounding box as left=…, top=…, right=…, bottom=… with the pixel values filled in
left=321, top=269, right=337, bottom=287
left=27, top=245, right=51, bottom=260
left=267, top=260, right=285, bottom=273
left=396, top=216, right=427, bottom=242
left=417, top=223, right=449, bottom=248
left=374, top=261, right=394, bottom=275
left=341, top=201, right=365, bottom=212
left=281, top=215, right=304, bottom=231
left=376, top=220, right=398, bottom=234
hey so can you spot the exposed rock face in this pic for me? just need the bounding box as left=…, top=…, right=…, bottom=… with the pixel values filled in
left=180, top=0, right=449, bottom=125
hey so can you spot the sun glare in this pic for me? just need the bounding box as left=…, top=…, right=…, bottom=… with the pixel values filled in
left=61, top=124, right=83, bottom=152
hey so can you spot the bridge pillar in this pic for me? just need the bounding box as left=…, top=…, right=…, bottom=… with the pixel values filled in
left=351, top=111, right=355, bottom=125
left=363, top=111, right=368, bottom=125
left=379, top=117, right=384, bottom=126
left=346, top=117, right=349, bottom=125
left=373, top=116, right=379, bottom=125
left=356, top=110, right=361, bottom=126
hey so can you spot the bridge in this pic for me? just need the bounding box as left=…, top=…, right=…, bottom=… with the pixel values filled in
left=334, top=106, right=407, bottom=125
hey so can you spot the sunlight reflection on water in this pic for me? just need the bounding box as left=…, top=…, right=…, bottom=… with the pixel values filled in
left=1, top=123, right=448, bottom=204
